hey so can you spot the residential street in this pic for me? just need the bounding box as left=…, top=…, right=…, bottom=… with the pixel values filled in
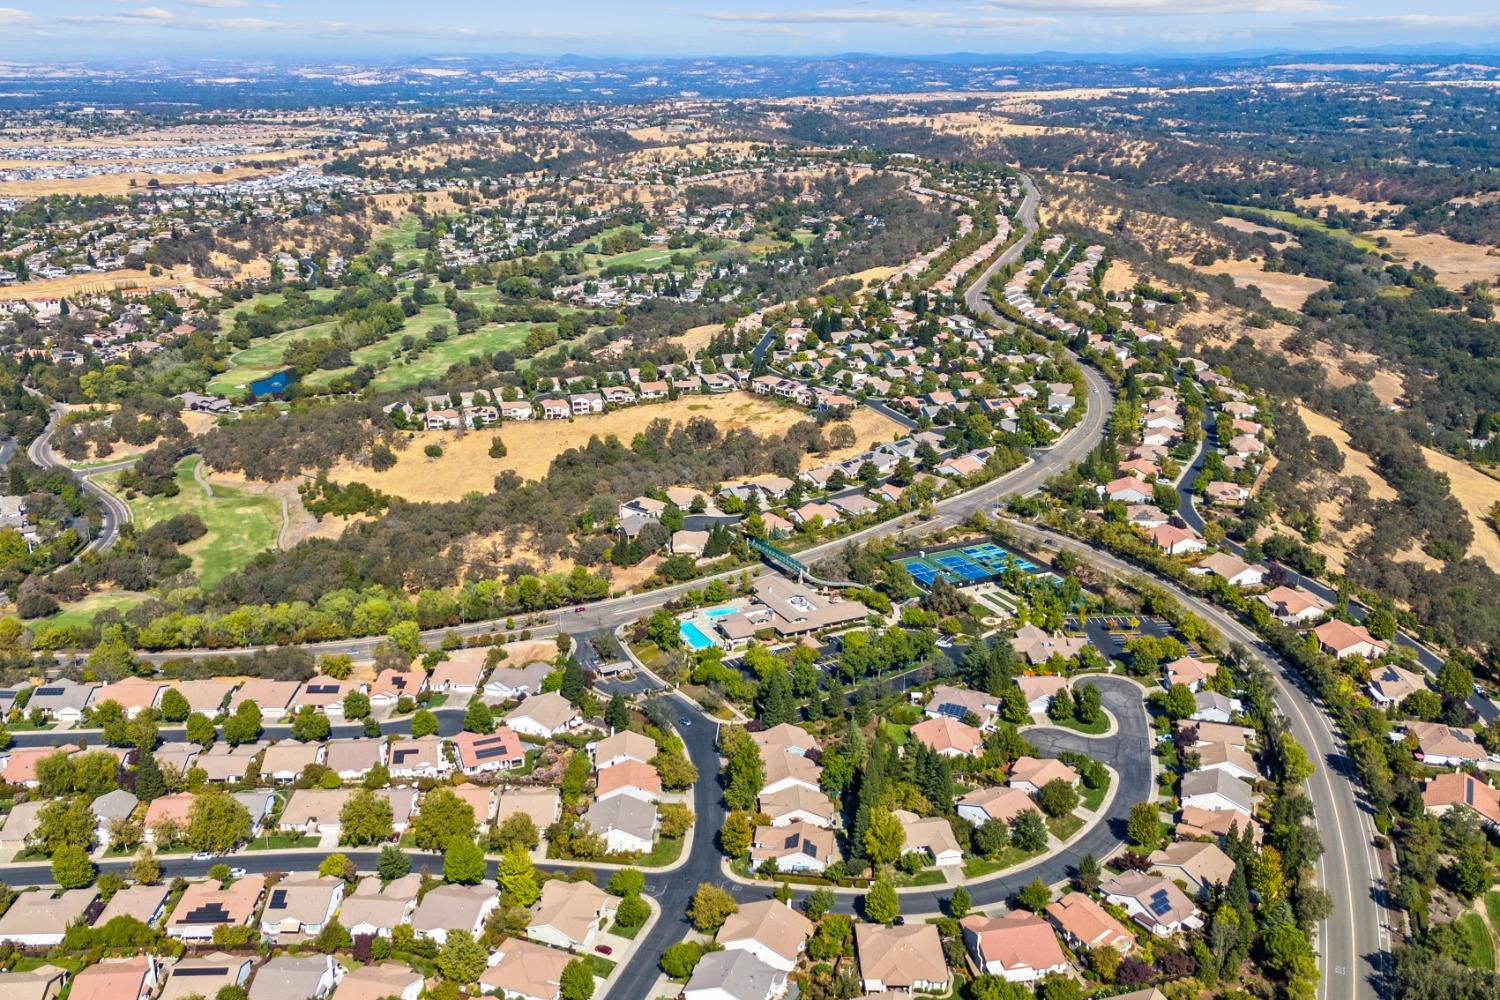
left=1005, top=520, right=1388, bottom=1000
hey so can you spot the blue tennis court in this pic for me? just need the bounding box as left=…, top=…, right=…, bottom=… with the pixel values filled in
left=933, top=553, right=988, bottom=582
left=964, top=544, right=1037, bottom=573
left=900, top=559, right=942, bottom=586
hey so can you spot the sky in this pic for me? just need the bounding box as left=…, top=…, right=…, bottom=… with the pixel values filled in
left=4, top=0, right=1500, bottom=61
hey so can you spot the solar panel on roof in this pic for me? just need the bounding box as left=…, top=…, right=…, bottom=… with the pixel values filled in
left=176, top=968, right=228, bottom=977
left=393, top=749, right=414, bottom=763
left=307, top=684, right=337, bottom=695
left=474, top=746, right=514, bottom=761
left=1148, top=889, right=1173, bottom=916
left=783, top=833, right=799, bottom=849
left=267, top=889, right=288, bottom=909
left=35, top=687, right=63, bottom=696
left=181, top=902, right=231, bottom=924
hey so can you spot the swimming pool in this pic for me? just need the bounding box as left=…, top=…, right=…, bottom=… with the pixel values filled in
left=704, top=606, right=737, bottom=619
left=680, top=621, right=716, bottom=651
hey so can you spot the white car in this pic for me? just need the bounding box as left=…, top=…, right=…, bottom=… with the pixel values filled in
left=229, top=867, right=247, bottom=879
left=193, top=852, right=214, bottom=861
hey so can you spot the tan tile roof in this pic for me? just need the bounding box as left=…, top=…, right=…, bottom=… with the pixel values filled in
left=757, top=785, right=837, bottom=825
left=505, top=692, right=579, bottom=731
left=717, top=900, right=814, bottom=965
left=750, top=821, right=840, bottom=866
left=855, top=924, right=948, bottom=989
left=334, top=963, right=424, bottom=1000
left=528, top=880, right=614, bottom=947
left=957, top=785, right=1040, bottom=823
left=760, top=750, right=821, bottom=790
left=1045, top=891, right=1135, bottom=951
left=909, top=716, right=983, bottom=756
left=1149, top=840, right=1236, bottom=887
left=480, top=939, right=569, bottom=1000
left=0, top=889, right=96, bottom=939
left=749, top=723, right=821, bottom=756
left=496, top=786, right=561, bottom=829
left=592, top=730, right=658, bottom=767
left=1008, top=756, right=1079, bottom=788
left=168, top=877, right=264, bottom=931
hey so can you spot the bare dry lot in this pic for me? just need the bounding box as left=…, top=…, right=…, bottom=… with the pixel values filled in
left=329, top=394, right=904, bottom=502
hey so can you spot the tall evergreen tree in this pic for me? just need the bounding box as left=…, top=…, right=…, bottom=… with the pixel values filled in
left=757, top=667, right=795, bottom=726
left=605, top=692, right=630, bottom=731
left=134, top=751, right=166, bottom=802
left=848, top=741, right=886, bottom=864
left=559, top=659, right=586, bottom=707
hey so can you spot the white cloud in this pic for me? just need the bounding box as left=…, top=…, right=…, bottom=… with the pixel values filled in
left=984, top=0, right=1334, bottom=15
left=1296, top=13, right=1500, bottom=29
left=0, top=6, right=36, bottom=23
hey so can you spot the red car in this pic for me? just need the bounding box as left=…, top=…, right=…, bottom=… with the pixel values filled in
left=575, top=606, right=586, bottom=613
left=595, top=945, right=612, bottom=956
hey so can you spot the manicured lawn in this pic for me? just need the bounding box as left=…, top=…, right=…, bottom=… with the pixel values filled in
left=1485, top=892, right=1500, bottom=935
left=1079, top=781, right=1109, bottom=812
left=35, top=591, right=147, bottom=632
left=207, top=318, right=340, bottom=395
left=587, top=955, right=617, bottom=978
left=635, top=836, right=684, bottom=868
left=963, top=845, right=1044, bottom=879
left=378, top=214, right=427, bottom=268
left=586, top=246, right=677, bottom=276
left=297, top=303, right=459, bottom=392
left=1217, top=204, right=1383, bottom=254
left=514, top=340, right=570, bottom=372
left=891, top=868, right=948, bottom=887
left=226, top=288, right=338, bottom=316
left=609, top=918, right=645, bottom=940
left=100, top=456, right=283, bottom=586
left=369, top=322, right=543, bottom=392
left=1047, top=814, right=1084, bottom=842
left=1054, top=712, right=1111, bottom=735
left=1458, top=912, right=1495, bottom=970
left=247, top=833, right=320, bottom=851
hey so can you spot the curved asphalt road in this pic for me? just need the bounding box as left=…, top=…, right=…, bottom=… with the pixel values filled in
left=1004, top=520, right=1387, bottom=1000
left=24, top=399, right=133, bottom=555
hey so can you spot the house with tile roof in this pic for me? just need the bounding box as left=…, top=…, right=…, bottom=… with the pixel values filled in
left=959, top=911, right=1070, bottom=983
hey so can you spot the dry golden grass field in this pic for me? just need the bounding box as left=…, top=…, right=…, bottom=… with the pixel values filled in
left=1215, top=216, right=1300, bottom=241
left=1252, top=405, right=1400, bottom=573
left=1418, top=447, right=1500, bottom=573
left=1365, top=229, right=1500, bottom=291
left=1177, top=255, right=1330, bottom=311
left=0, top=265, right=197, bottom=301
left=329, top=394, right=905, bottom=502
